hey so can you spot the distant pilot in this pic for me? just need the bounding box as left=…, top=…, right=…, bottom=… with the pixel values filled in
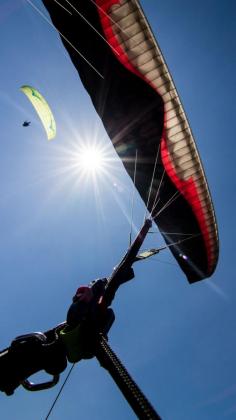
left=22, top=121, right=31, bottom=127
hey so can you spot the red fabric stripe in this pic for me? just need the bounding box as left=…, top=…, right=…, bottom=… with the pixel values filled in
left=161, top=132, right=214, bottom=272
left=96, top=0, right=148, bottom=79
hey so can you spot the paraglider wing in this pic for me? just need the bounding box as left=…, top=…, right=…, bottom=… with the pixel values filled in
left=20, top=85, right=56, bottom=140
left=42, top=0, right=219, bottom=283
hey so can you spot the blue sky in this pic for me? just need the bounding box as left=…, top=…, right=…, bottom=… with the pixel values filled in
left=0, top=0, right=235, bottom=419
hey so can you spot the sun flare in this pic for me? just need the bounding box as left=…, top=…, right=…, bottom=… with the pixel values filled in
left=76, top=145, right=106, bottom=174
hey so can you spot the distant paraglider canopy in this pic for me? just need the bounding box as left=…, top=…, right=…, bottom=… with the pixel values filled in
left=20, top=85, right=56, bottom=140
left=42, top=0, right=219, bottom=283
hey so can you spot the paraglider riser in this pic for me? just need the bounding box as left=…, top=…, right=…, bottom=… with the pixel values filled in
left=95, top=334, right=161, bottom=420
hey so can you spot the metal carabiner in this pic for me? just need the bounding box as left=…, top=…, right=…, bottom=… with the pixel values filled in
left=11, top=332, right=61, bottom=391
left=21, top=374, right=60, bottom=391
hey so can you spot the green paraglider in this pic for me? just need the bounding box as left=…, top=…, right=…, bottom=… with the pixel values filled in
left=20, top=85, right=56, bottom=140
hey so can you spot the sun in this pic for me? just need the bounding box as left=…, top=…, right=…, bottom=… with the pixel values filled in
left=76, top=144, right=106, bottom=175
